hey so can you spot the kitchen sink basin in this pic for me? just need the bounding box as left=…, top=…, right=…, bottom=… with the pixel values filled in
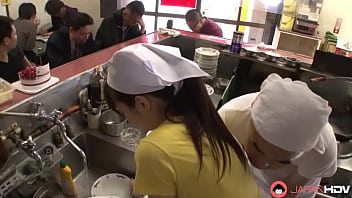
left=60, top=131, right=136, bottom=197
left=318, top=167, right=352, bottom=198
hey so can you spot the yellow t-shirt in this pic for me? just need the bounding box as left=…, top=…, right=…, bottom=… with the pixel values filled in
left=133, top=121, right=259, bottom=198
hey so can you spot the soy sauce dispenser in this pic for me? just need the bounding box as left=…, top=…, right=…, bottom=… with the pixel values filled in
left=88, top=66, right=106, bottom=108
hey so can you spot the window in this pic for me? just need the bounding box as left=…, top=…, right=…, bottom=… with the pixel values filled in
left=201, top=0, right=240, bottom=20
left=143, top=15, right=156, bottom=34
left=139, top=0, right=157, bottom=12
left=216, top=23, right=237, bottom=39
left=137, top=0, right=282, bottom=44
left=243, top=26, right=264, bottom=43
left=157, top=17, right=190, bottom=31
left=158, top=5, right=194, bottom=15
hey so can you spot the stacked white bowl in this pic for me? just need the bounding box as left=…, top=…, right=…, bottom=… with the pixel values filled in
left=194, top=47, right=220, bottom=78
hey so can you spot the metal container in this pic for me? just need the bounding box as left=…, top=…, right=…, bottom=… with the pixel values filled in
left=100, top=109, right=126, bottom=137
left=230, top=31, right=244, bottom=54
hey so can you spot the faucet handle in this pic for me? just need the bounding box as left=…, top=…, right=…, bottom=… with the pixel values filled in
left=32, top=102, right=43, bottom=109
left=19, top=136, right=36, bottom=151
left=50, top=109, right=63, bottom=119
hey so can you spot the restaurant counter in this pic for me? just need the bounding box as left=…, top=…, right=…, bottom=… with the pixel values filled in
left=0, top=30, right=313, bottom=112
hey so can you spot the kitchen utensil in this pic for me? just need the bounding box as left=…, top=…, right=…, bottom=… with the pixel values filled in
left=285, top=57, right=301, bottom=68
left=265, top=51, right=282, bottom=62
left=91, top=173, right=131, bottom=198
left=33, top=183, right=64, bottom=198
left=256, top=52, right=267, bottom=61
left=100, top=110, right=126, bottom=137
left=87, top=108, right=101, bottom=130
left=120, top=127, right=142, bottom=147
left=205, top=84, right=214, bottom=95
left=337, top=141, right=352, bottom=159
left=213, top=78, right=230, bottom=91
left=243, top=47, right=258, bottom=57
left=194, top=47, right=220, bottom=78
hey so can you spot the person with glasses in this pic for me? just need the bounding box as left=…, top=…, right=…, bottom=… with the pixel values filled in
left=46, top=12, right=96, bottom=68
left=95, top=1, right=146, bottom=50
left=185, top=9, right=223, bottom=37
left=218, top=73, right=337, bottom=198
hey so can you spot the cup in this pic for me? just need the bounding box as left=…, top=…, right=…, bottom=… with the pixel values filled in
left=87, top=108, right=101, bottom=129
left=120, top=127, right=142, bottom=147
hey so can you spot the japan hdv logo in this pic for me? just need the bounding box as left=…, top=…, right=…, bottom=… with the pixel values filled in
left=270, top=181, right=287, bottom=198
left=270, top=181, right=351, bottom=197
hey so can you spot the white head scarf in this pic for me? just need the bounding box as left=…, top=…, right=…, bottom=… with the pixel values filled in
left=107, top=43, right=208, bottom=95
left=251, top=74, right=332, bottom=153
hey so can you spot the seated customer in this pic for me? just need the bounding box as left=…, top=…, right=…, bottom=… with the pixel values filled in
left=46, top=12, right=96, bottom=68
left=45, top=0, right=78, bottom=33
left=0, top=16, right=31, bottom=83
left=185, top=9, right=223, bottom=37
left=95, top=1, right=145, bottom=49
left=219, top=74, right=337, bottom=198
left=13, top=3, right=39, bottom=62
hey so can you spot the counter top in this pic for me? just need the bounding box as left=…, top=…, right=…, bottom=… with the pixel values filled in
left=0, top=30, right=313, bottom=111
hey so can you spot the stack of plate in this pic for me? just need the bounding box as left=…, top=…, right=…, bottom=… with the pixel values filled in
left=194, top=47, right=220, bottom=77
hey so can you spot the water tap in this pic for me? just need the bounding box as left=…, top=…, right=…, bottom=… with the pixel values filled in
left=18, top=136, right=45, bottom=176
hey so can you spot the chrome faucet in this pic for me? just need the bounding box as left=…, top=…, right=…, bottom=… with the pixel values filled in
left=0, top=102, right=87, bottom=178
left=18, top=136, right=45, bottom=180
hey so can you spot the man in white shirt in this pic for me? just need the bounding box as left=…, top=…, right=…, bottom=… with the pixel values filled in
left=218, top=73, right=337, bottom=198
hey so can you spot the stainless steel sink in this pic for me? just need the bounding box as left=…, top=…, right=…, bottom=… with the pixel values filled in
left=59, top=131, right=136, bottom=197
left=318, top=166, right=352, bottom=198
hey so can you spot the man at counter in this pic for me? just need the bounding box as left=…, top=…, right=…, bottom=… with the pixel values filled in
left=0, top=16, right=31, bottom=83
left=46, top=12, right=96, bottom=68
left=45, top=0, right=78, bottom=33
left=95, top=1, right=145, bottom=50
left=185, top=9, right=223, bottom=37
left=218, top=74, right=337, bottom=198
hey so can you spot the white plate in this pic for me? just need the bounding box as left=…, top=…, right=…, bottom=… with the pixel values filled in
left=205, top=84, right=214, bottom=95
left=91, top=173, right=131, bottom=198
left=12, top=76, right=60, bottom=94
left=195, top=47, right=220, bottom=57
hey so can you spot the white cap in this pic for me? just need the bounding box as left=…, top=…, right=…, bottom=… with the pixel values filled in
left=107, top=43, right=208, bottom=95
left=251, top=74, right=332, bottom=153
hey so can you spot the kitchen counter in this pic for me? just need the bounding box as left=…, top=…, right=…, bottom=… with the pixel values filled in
left=0, top=30, right=313, bottom=112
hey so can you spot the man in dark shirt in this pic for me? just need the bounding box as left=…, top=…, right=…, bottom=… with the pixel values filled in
left=0, top=16, right=31, bottom=83
left=95, top=1, right=145, bottom=50
left=46, top=12, right=96, bottom=68
left=185, top=9, right=223, bottom=37
left=45, top=0, right=78, bottom=32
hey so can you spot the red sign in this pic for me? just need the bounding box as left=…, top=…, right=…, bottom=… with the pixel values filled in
left=160, top=0, right=196, bottom=8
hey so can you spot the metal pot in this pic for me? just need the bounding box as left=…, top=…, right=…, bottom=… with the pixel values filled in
left=100, top=109, right=126, bottom=137
left=286, top=57, right=301, bottom=68
left=337, top=141, right=352, bottom=159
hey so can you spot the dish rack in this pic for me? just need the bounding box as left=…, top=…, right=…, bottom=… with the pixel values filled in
left=0, top=143, right=62, bottom=198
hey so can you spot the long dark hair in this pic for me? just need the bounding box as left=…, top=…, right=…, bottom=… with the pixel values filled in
left=105, top=77, right=247, bottom=178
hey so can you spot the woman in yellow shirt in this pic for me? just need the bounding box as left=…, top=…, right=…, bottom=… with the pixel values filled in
left=105, top=43, right=259, bottom=198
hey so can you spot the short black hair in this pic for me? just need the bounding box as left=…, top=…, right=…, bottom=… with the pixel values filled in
left=18, top=3, right=36, bottom=19
left=0, top=16, right=14, bottom=44
left=126, top=1, right=145, bottom=16
left=45, top=0, right=65, bottom=16
left=185, top=9, right=202, bottom=22
left=68, top=12, right=94, bottom=31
